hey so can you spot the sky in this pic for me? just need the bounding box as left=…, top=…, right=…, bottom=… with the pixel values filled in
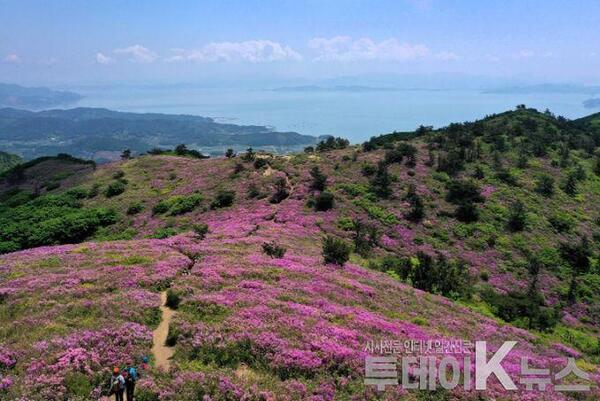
left=0, top=0, right=599, bottom=86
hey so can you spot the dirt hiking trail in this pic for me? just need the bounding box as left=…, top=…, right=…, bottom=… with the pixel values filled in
left=151, top=291, right=175, bottom=370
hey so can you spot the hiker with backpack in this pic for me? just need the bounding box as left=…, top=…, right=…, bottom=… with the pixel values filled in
left=125, top=360, right=138, bottom=401
left=109, top=367, right=126, bottom=401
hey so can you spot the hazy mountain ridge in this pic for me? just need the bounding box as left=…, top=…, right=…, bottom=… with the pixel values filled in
left=0, top=83, right=83, bottom=109
left=484, top=83, right=600, bottom=95
left=584, top=98, right=600, bottom=109
left=0, top=107, right=320, bottom=161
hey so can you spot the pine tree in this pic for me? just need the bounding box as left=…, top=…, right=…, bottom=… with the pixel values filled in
left=562, top=172, right=578, bottom=196
left=370, top=161, right=392, bottom=199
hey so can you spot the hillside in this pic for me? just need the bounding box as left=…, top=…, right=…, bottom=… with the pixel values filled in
left=0, top=152, right=21, bottom=173
left=0, top=83, right=82, bottom=109
left=0, top=107, right=320, bottom=162
left=0, top=107, right=599, bottom=400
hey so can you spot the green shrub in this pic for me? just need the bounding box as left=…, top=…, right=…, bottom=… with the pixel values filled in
left=1, top=189, right=34, bottom=207
left=247, top=182, right=260, bottom=199
left=337, top=217, right=354, bottom=231
left=269, top=177, right=289, bottom=204
left=183, top=300, right=230, bottom=323
left=253, top=157, right=268, bottom=169
left=378, top=256, right=411, bottom=281
left=64, top=371, right=93, bottom=398
left=310, top=166, right=327, bottom=191
left=105, top=180, right=126, bottom=197
left=166, top=322, right=180, bottom=346
left=169, top=194, right=202, bottom=215
left=352, top=219, right=380, bottom=257
left=361, top=163, right=377, bottom=176
left=336, top=183, right=368, bottom=197
left=404, top=185, right=425, bottom=222
left=384, top=148, right=404, bottom=165
left=152, top=200, right=170, bottom=215
left=507, top=200, right=527, bottom=231
left=496, top=168, right=519, bottom=185
left=152, top=227, right=178, bottom=239
left=353, top=197, right=399, bottom=225
left=0, top=192, right=117, bottom=253
left=166, top=289, right=182, bottom=309
left=409, top=252, right=472, bottom=299
left=242, top=147, right=256, bottom=162
left=211, top=190, right=235, bottom=209
left=481, top=288, right=558, bottom=331
left=87, top=183, right=100, bottom=198
left=316, top=136, right=349, bottom=152
left=446, top=180, right=483, bottom=204
left=455, top=202, right=479, bottom=223
left=369, top=161, right=392, bottom=198
left=314, top=191, right=334, bottom=211
left=64, top=187, right=89, bottom=199
left=473, top=165, right=485, bottom=179
left=44, top=181, right=60, bottom=191
left=0, top=241, right=19, bottom=254
left=548, top=212, right=575, bottom=233
left=127, top=201, right=145, bottom=215
left=322, top=235, right=351, bottom=265
left=192, top=223, right=209, bottom=239
left=262, top=242, right=287, bottom=258
left=535, top=175, right=555, bottom=197
left=135, top=386, right=160, bottom=401
left=562, top=172, right=578, bottom=196
left=153, top=194, right=202, bottom=215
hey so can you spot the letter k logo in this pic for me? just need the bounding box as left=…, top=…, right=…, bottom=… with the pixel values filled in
left=475, top=341, right=517, bottom=390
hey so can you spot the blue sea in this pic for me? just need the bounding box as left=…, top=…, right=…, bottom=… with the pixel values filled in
left=73, top=86, right=593, bottom=144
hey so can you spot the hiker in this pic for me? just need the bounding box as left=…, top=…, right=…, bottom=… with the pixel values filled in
left=140, top=356, right=149, bottom=371
left=126, top=360, right=138, bottom=401
left=110, top=367, right=125, bottom=401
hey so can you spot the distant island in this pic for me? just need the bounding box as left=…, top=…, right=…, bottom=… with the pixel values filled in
left=0, top=83, right=83, bottom=109
left=0, top=107, right=321, bottom=162
left=272, top=85, right=399, bottom=92
left=483, top=83, right=600, bottom=95
left=583, top=98, right=600, bottom=109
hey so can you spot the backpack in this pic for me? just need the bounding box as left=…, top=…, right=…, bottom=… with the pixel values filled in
left=111, top=376, right=120, bottom=393
left=129, top=367, right=138, bottom=381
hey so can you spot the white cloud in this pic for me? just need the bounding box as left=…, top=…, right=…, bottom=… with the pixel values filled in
left=114, top=44, right=158, bottom=63
left=166, top=40, right=302, bottom=63
left=436, top=51, right=459, bottom=61
left=95, top=52, right=113, bottom=64
left=3, top=54, right=21, bottom=64
left=307, top=36, right=430, bottom=62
